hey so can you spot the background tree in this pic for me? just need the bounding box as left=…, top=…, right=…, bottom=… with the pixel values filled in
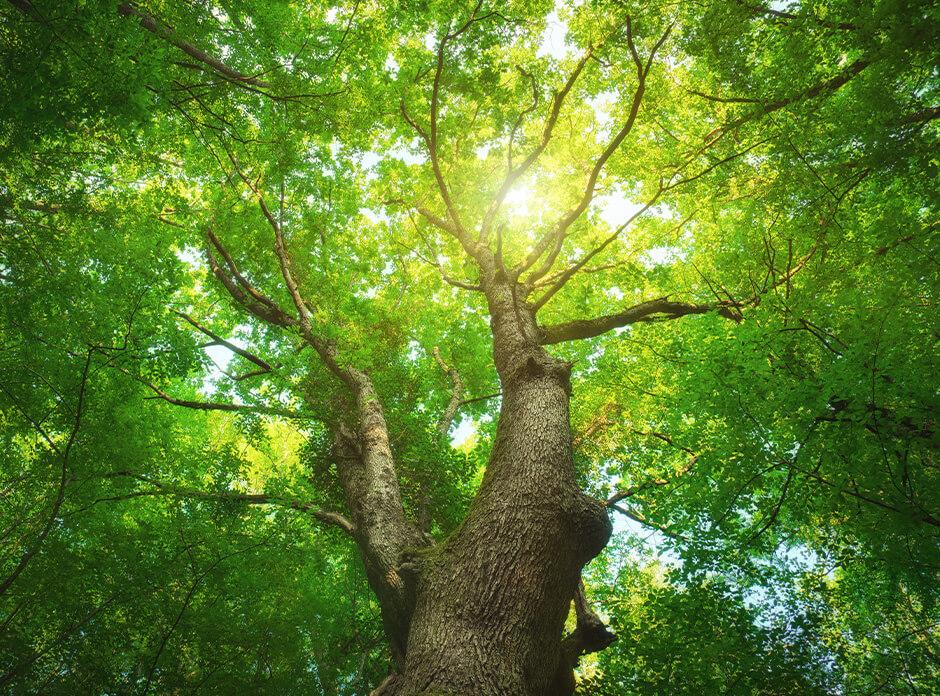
left=0, top=0, right=937, bottom=694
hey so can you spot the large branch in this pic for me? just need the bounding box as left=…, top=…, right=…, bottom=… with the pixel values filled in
left=117, top=3, right=269, bottom=88
left=672, top=58, right=871, bottom=191
left=174, top=311, right=273, bottom=380
left=797, top=465, right=940, bottom=529
left=558, top=579, right=617, bottom=667
left=720, top=56, right=870, bottom=134
left=896, top=105, right=940, bottom=126
left=113, top=365, right=303, bottom=417
left=426, top=19, right=464, bottom=237
left=207, top=174, right=428, bottom=665
left=608, top=503, right=684, bottom=539
left=607, top=451, right=699, bottom=506
left=505, top=67, right=540, bottom=170
left=413, top=204, right=460, bottom=238
left=400, top=3, right=512, bottom=262
left=731, top=0, right=859, bottom=31
left=141, top=383, right=300, bottom=416
left=401, top=3, right=497, bottom=250
left=205, top=228, right=297, bottom=328
left=259, top=196, right=368, bottom=391
left=540, top=244, right=816, bottom=344
left=206, top=224, right=364, bottom=402
left=400, top=224, right=484, bottom=292
left=220, top=151, right=368, bottom=392
left=431, top=347, right=464, bottom=436
left=206, top=157, right=432, bottom=607
left=539, top=297, right=738, bottom=344
left=214, top=161, right=401, bottom=419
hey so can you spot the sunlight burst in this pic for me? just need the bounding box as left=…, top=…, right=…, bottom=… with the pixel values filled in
left=503, top=184, right=534, bottom=218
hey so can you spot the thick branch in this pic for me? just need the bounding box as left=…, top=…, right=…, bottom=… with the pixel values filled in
left=127, top=370, right=303, bottom=418
left=607, top=452, right=699, bottom=506
left=505, top=66, right=539, bottom=170
left=401, top=3, right=509, bottom=259
left=896, top=105, right=940, bottom=126
left=257, top=197, right=368, bottom=390
left=413, top=204, right=460, bottom=238
left=608, top=503, right=683, bottom=539
left=722, top=57, right=870, bottom=133
left=400, top=225, right=483, bottom=291
left=404, top=5, right=494, bottom=246
left=798, top=467, right=940, bottom=529
left=205, top=229, right=297, bottom=328
left=432, top=347, right=464, bottom=436
left=540, top=297, right=738, bottom=344
left=118, top=3, right=270, bottom=88
left=204, top=176, right=428, bottom=665
left=141, top=391, right=296, bottom=416
left=427, top=24, right=461, bottom=233
left=213, top=156, right=362, bottom=389
left=731, top=0, right=859, bottom=31
left=0, top=195, right=62, bottom=214
left=262, top=198, right=312, bottom=324
left=540, top=245, right=816, bottom=344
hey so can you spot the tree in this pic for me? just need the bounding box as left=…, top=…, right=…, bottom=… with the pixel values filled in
left=0, top=1, right=937, bottom=694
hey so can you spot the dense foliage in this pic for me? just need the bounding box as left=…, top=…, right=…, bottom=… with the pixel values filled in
left=1, top=0, right=937, bottom=693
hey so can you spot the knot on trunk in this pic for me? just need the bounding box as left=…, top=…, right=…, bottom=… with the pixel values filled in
left=567, top=613, right=618, bottom=656
left=369, top=673, right=401, bottom=696
left=397, top=551, right=424, bottom=590
left=567, top=494, right=613, bottom=563
left=507, top=353, right=573, bottom=394
left=549, top=580, right=618, bottom=696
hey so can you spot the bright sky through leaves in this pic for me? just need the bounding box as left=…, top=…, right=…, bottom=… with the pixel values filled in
left=0, top=0, right=937, bottom=693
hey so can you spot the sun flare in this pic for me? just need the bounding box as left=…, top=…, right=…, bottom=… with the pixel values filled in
left=503, top=184, right=534, bottom=218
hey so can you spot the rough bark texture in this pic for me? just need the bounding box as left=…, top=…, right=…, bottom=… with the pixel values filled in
left=333, top=377, right=429, bottom=667
left=385, top=279, right=612, bottom=695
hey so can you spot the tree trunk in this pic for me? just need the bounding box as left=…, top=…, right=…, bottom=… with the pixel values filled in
left=333, top=376, right=430, bottom=666
left=388, top=281, right=612, bottom=695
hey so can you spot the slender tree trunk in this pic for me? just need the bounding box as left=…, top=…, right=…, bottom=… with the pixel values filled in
left=390, top=281, right=612, bottom=695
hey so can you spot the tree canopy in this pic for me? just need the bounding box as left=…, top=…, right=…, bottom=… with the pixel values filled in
left=0, top=0, right=937, bottom=693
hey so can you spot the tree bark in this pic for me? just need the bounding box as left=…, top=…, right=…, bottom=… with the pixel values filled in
left=332, top=376, right=429, bottom=668
left=385, top=280, right=612, bottom=695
